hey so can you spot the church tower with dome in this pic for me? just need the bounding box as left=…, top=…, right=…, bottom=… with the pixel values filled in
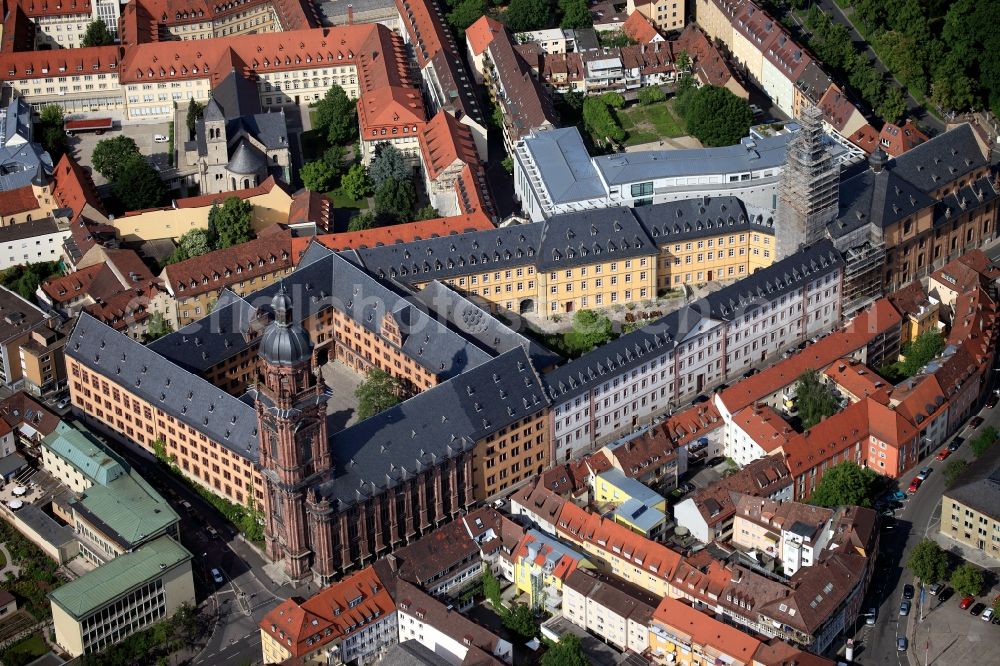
left=255, top=284, right=332, bottom=582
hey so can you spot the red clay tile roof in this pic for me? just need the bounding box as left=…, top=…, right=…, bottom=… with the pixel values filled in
left=623, top=11, right=661, bottom=43
left=358, top=85, right=427, bottom=140
left=287, top=190, right=332, bottom=231
left=662, top=402, right=723, bottom=447
left=393, top=0, right=446, bottom=69
left=18, top=0, right=90, bottom=18
left=41, top=263, right=103, bottom=303
left=83, top=283, right=162, bottom=332
left=673, top=25, right=737, bottom=89
left=556, top=502, right=681, bottom=579
left=454, top=164, right=495, bottom=219
left=0, top=390, right=60, bottom=438
left=260, top=565, right=395, bottom=659
left=891, top=373, right=946, bottom=426
left=848, top=123, right=880, bottom=154
left=823, top=358, right=886, bottom=400
left=419, top=111, right=480, bottom=182
left=510, top=477, right=568, bottom=524
left=719, top=299, right=902, bottom=413
left=0, top=185, right=38, bottom=217
left=818, top=84, right=861, bottom=133
left=465, top=15, right=503, bottom=57
left=732, top=404, right=792, bottom=453
left=163, top=230, right=292, bottom=298
left=688, top=454, right=792, bottom=527
left=176, top=175, right=288, bottom=209
left=878, top=120, right=928, bottom=158
left=52, top=154, right=104, bottom=219
left=888, top=280, right=932, bottom=319
left=0, top=45, right=120, bottom=82
left=1, top=1, right=33, bottom=54
left=291, top=212, right=494, bottom=261
left=652, top=596, right=762, bottom=659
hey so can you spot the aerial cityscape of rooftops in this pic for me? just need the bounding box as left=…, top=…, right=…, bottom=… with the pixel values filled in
left=0, top=0, right=998, bottom=664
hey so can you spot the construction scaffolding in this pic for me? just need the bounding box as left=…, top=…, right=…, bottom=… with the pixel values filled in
left=837, top=226, right=886, bottom=316
left=777, top=104, right=840, bottom=259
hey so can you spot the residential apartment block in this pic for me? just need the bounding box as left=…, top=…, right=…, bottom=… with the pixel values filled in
left=562, top=567, right=658, bottom=654
left=940, top=445, right=1000, bottom=561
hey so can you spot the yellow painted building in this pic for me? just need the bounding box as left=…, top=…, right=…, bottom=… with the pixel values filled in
left=513, top=529, right=593, bottom=611
left=594, top=469, right=667, bottom=512
left=658, top=227, right=773, bottom=288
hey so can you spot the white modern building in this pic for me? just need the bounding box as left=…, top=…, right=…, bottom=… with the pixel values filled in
left=0, top=218, right=70, bottom=271
left=543, top=240, right=844, bottom=461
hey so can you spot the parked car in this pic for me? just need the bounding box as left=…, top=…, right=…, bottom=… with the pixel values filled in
left=56, top=397, right=70, bottom=410
left=706, top=456, right=726, bottom=467
left=742, top=368, right=758, bottom=379
left=983, top=608, right=995, bottom=622
left=949, top=437, right=965, bottom=451
left=153, top=133, right=168, bottom=143
left=888, top=490, right=908, bottom=502
left=987, top=394, right=999, bottom=408
left=970, top=603, right=986, bottom=616
left=970, top=416, right=985, bottom=428
left=207, top=526, right=219, bottom=538
left=866, top=607, right=877, bottom=625
left=928, top=583, right=944, bottom=596
left=959, top=595, right=975, bottom=610
left=897, top=637, right=908, bottom=652
left=211, top=568, right=224, bottom=584
left=936, top=448, right=952, bottom=461
left=692, top=394, right=709, bottom=404
left=917, top=467, right=932, bottom=480
left=899, top=600, right=911, bottom=616
left=908, top=477, right=922, bottom=493
left=903, top=584, right=915, bottom=600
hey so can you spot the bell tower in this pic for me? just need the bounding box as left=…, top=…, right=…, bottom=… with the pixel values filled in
left=255, top=284, right=331, bottom=582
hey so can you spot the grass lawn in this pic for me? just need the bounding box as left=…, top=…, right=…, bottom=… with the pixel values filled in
left=617, top=101, right=686, bottom=146
left=2, top=633, right=48, bottom=662
left=327, top=187, right=369, bottom=209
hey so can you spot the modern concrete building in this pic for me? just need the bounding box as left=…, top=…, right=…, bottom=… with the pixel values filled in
left=562, top=568, right=658, bottom=654
left=49, top=536, right=195, bottom=658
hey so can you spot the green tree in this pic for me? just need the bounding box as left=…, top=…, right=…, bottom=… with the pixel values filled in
left=502, top=0, right=552, bottom=32
left=482, top=568, right=503, bottom=608
left=175, top=228, right=213, bottom=260
left=680, top=85, right=752, bottom=147
left=143, top=312, right=174, bottom=343
left=930, top=63, right=976, bottom=113
left=300, top=160, right=338, bottom=192
left=186, top=100, right=205, bottom=136
left=808, top=462, right=880, bottom=507
left=559, top=0, right=591, bottom=29
left=601, top=91, right=626, bottom=109
left=323, top=144, right=346, bottom=172
left=368, top=143, right=410, bottom=188
left=876, top=31, right=927, bottom=97
left=564, top=309, right=613, bottom=353
left=82, top=19, right=114, bottom=47
left=638, top=86, right=667, bottom=106
left=313, top=85, right=357, bottom=146
left=502, top=603, right=538, bottom=639
left=413, top=204, right=440, bottom=221
left=342, top=163, right=372, bottom=201
left=208, top=196, right=254, bottom=248
left=0, top=261, right=61, bottom=301
left=675, top=50, right=691, bottom=72
left=374, top=178, right=417, bottom=220
left=950, top=563, right=984, bottom=597
left=906, top=538, right=949, bottom=584
left=37, top=105, right=67, bottom=161
left=502, top=156, right=514, bottom=174
left=112, top=154, right=166, bottom=211
left=877, top=86, right=907, bottom=125
left=541, top=634, right=587, bottom=666
left=448, top=0, right=488, bottom=32
left=795, top=369, right=840, bottom=430
left=355, top=368, right=402, bottom=420
left=970, top=425, right=998, bottom=457
left=900, top=330, right=945, bottom=376
left=943, top=459, right=968, bottom=487
left=92, top=135, right=141, bottom=181
left=582, top=97, right=624, bottom=145
left=347, top=211, right=375, bottom=232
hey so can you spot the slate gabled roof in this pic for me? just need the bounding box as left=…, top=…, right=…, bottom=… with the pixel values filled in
left=630, top=196, right=772, bottom=243
left=66, top=314, right=260, bottom=461
left=535, top=206, right=654, bottom=271
left=833, top=166, right=934, bottom=238
left=319, top=346, right=548, bottom=506
left=542, top=239, right=843, bottom=403
left=888, top=123, right=987, bottom=193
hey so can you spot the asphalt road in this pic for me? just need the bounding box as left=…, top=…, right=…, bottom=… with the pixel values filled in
left=849, top=400, right=999, bottom=664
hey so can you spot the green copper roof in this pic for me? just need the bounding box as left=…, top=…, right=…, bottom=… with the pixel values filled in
left=49, top=536, right=191, bottom=619
left=43, top=421, right=125, bottom=486
left=44, top=421, right=179, bottom=548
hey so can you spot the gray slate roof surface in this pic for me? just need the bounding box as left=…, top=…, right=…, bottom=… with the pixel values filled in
left=630, top=196, right=773, bottom=243
left=0, top=216, right=62, bottom=243
left=407, top=280, right=562, bottom=369
left=534, top=206, right=654, bottom=271
left=833, top=166, right=934, bottom=239
left=932, top=177, right=999, bottom=228
left=319, top=346, right=547, bottom=506
left=593, top=132, right=793, bottom=184
left=209, top=70, right=262, bottom=119
left=945, top=443, right=1000, bottom=521
left=543, top=240, right=842, bottom=402
left=228, top=112, right=288, bottom=151
left=888, top=123, right=988, bottom=193
left=67, top=314, right=260, bottom=461
left=0, top=97, right=53, bottom=192
left=150, top=249, right=496, bottom=379
left=227, top=140, right=268, bottom=175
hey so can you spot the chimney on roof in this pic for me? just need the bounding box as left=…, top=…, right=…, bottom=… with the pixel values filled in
left=347, top=3, right=353, bottom=24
